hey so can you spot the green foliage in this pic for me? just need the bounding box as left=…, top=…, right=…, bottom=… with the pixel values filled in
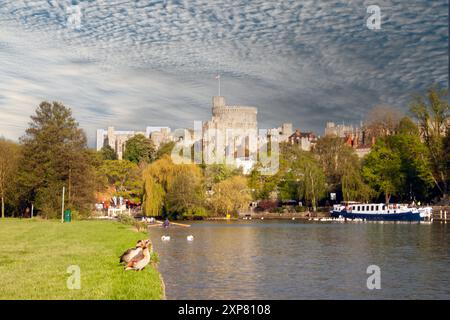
left=142, top=174, right=164, bottom=217
left=16, top=101, right=95, bottom=218
left=142, top=155, right=205, bottom=218
left=203, top=164, right=242, bottom=189
left=116, top=212, right=135, bottom=225
left=410, top=87, right=449, bottom=199
left=150, top=251, right=160, bottom=265
left=362, top=138, right=405, bottom=203
left=97, top=160, right=142, bottom=202
left=210, top=176, right=251, bottom=216
left=100, top=145, right=117, bottom=160
left=0, top=139, right=21, bottom=218
left=123, top=134, right=156, bottom=164
left=156, top=141, right=175, bottom=160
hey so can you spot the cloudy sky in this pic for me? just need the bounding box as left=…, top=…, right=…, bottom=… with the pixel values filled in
left=0, top=0, right=448, bottom=146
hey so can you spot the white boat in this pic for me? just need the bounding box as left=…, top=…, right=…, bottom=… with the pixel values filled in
left=330, top=202, right=423, bottom=221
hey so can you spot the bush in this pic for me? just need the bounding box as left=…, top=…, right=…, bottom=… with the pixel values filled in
left=117, top=213, right=135, bottom=225
left=183, top=207, right=208, bottom=218
left=257, top=200, right=278, bottom=212
left=294, top=206, right=307, bottom=212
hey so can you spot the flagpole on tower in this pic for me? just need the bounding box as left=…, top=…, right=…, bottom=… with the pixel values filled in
left=216, top=59, right=221, bottom=96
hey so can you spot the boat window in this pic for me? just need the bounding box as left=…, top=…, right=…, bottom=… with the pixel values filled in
left=357, top=206, right=360, bottom=211
left=366, top=206, right=369, bottom=211
left=383, top=205, right=386, bottom=210
left=370, top=205, right=374, bottom=211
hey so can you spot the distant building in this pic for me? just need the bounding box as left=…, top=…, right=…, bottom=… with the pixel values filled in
left=324, top=121, right=373, bottom=158
left=96, top=126, right=173, bottom=160
left=324, top=122, right=355, bottom=138
left=266, top=123, right=293, bottom=143
left=203, top=96, right=258, bottom=164
left=288, top=129, right=317, bottom=151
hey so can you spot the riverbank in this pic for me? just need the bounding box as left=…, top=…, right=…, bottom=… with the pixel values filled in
left=0, top=219, right=164, bottom=299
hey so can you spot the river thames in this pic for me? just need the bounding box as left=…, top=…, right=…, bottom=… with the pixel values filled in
left=149, top=221, right=450, bottom=299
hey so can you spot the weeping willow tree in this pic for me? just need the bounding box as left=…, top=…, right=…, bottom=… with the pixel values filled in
left=141, top=155, right=205, bottom=218
left=341, top=169, right=374, bottom=203
left=142, top=173, right=164, bottom=216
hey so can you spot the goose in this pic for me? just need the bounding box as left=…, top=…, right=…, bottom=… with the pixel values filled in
left=125, top=240, right=152, bottom=271
left=161, top=235, right=171, bottom=241
left=187, top=235, right=194, bottom=241
left=119, top=240, right=144, bottom=264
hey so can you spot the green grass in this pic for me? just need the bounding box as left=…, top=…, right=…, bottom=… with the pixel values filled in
left=0, top=219, right=164, bottom=300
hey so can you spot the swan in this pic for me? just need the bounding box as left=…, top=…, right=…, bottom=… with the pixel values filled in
left=161, top=235, right=171, bottom=241
left=187, top=235, right=194, bottom=241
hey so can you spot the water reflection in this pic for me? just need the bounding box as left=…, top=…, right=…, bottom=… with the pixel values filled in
left=149, top=221, right=450, bottom=299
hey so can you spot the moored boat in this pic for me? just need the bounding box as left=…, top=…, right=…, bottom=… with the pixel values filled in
left=330, top=202, right=423, bottom=222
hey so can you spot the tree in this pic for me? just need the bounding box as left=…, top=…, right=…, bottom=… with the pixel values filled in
left=365, top=105, right=402, bottom=138
left=410, top=87, right=449, bottom=200
left=0, top=139, right=21, bottom=218
left=203, top=164, right=242, bottom=189
left=100, top=145, right=117, bottom=160
left=156, top=141, right=175, bottom=160
left=210, top=176, right=251, bottom=216
left=274, top=144, right=326, bottom=211
left=142, top=155, right=207, bottom=218
left=17, top=101, right=95, bottom=218
left=97, top=160, right=142, bottom=202
left=314, top=136, right=362, bottom=188
left=362, top=138, right=404, bottom=203
left=123, top=134, right=155, bottom=164
left=296, top=153, right=326, bottom=211
left=341, top=166, right=374, bottom=203
left=166, top=165, right=204, bottom=218
left=142, top=174, right=164, bottom=217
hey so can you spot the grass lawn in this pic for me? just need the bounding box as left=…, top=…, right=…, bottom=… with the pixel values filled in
left=0, top=219, right=164, bottom=300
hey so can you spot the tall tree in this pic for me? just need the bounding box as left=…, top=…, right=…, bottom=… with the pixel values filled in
left=166, top=165, right=204, bottom=218
left=362, top=138, right=404, bottom=203
left=410, top=87, right=449, bottom=199
left=100, top=145, right=117, bottom=160
left=17, top=101, right=95, bottom=218
left=142, top=174, right=164, bottom=217
left=155, top=141, right=175, bottom=160
left=0, top=139, right=21, bottom=218
left=314, top=136, right=365, bottom=193
left=123, top=134, right=155, bottom=164
left=276, top=143, right=326, bottom=210
left=210, top=176, right=251, bottom=216
left=297, top=153, right=326, bottom=211
left=365, top=105, right=402, bottom=138
left=97, top=160, right=142, bottom=202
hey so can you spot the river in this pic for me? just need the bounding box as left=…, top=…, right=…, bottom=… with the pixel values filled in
left=148, top=220, right=450, bottom=299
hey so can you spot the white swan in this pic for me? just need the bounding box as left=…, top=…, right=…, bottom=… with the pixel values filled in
left=187, top=235, right=194, bottom=241
left=161, top=235, right=171, bottom=241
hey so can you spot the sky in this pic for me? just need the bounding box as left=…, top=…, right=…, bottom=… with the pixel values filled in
left=0, top=0, right=448, bottom=147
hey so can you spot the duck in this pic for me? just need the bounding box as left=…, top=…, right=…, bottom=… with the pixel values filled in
left=187, top=235, right=194, bottom=241
left=161, top=235, right=171, bottom=241
left=119, top=240, right=144, bottom=264
left=125, top=240, right=152, bottom=271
